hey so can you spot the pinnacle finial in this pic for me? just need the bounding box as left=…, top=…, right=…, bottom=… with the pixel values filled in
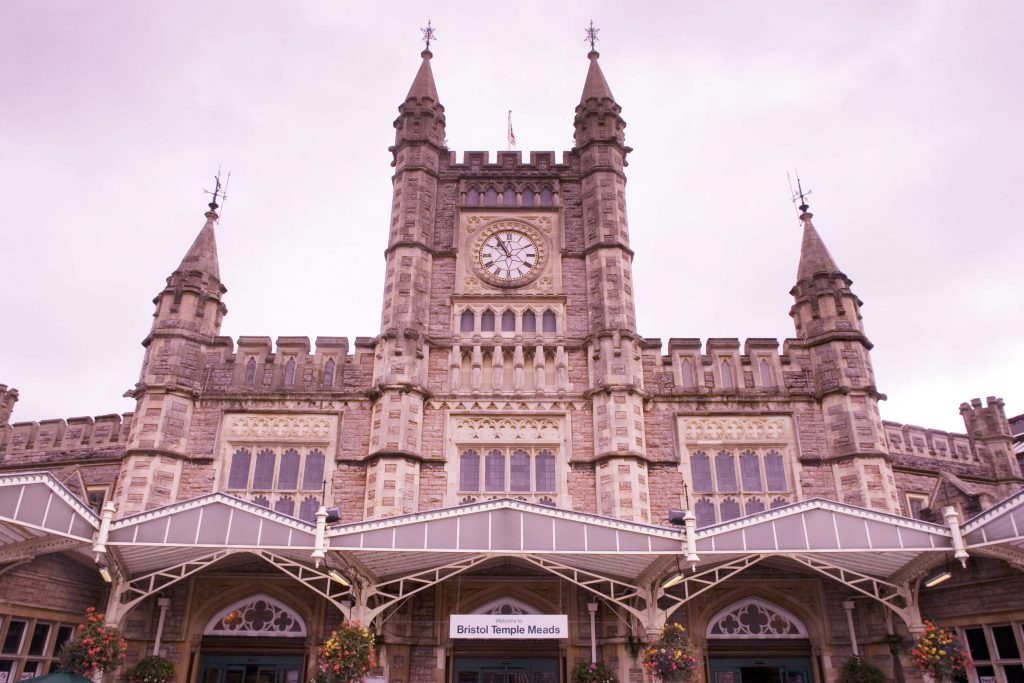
left=420, top=20, right=436, bottom=52
left=788, top=170, right=812, bottom=216
left=204, top=170, right=227, bottom=214
left=584, top=20, right=600, bottom=52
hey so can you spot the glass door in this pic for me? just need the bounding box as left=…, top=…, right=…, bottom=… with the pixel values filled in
left=199, top=654, right=303, bottom=683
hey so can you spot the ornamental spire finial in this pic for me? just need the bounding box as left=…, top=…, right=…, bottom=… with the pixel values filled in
left=204, top=169, right=228, bottom=215
left=584, top=20, right=600, bottom=52
left=420, top=20, right=436, bottom=52
left=788, top=170, right=812, bottom=217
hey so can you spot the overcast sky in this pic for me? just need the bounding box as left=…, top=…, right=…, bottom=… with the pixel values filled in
left=1, top=1, right=1021, bottom=433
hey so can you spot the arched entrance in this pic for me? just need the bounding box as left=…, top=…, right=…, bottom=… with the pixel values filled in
left=198, top=594, right=307, bottom=683
left=704, top=599, right=814, bottom=683
left=451, top=598, right=561, bottom=683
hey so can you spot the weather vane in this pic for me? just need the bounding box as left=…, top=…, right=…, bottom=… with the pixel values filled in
left=788, top=170, right=812, bottom=214
left=421, top=20, right=436, bottom=52
left=584, top=20, right=600, bottom=51
left=204, top=168, right=229, bottom=213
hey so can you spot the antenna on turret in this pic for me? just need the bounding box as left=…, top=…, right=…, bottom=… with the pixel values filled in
left=204, top=168, right=230, bottom=213
left=420, top=20, right=436, bottom=52
left=787, top=170, right=812, bottom=216
left=584, top=20, right=600, bottom=52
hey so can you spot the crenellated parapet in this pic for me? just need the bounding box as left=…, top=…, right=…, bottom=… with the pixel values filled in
left=0, top=411, right=131, bottom=460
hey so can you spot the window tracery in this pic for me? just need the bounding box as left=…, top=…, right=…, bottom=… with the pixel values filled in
left=204, top=595, right=306, bottom=636
left=706, top=598, right=807, bottom=639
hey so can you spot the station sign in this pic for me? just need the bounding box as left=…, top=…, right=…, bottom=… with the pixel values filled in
left=449, top=614, right=568, bottom=639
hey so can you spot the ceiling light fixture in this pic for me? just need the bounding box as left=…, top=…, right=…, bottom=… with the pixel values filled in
left=328, top=569, right=351, bottom=587
left=923, top=568, right=952, bottom=588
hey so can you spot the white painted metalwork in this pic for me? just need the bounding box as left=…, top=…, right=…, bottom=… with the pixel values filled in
left=657, top=555, right=766, bottom=618
left=204, top=593, right=306, bottom=636
left=359, top=554, right=494, bottom=625
left=705, top=597, right=808, bottom=638
left=472, top=597, right=539, bottom=615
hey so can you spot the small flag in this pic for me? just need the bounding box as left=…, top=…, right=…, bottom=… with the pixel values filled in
left=507, top=110, right=516, bottom=149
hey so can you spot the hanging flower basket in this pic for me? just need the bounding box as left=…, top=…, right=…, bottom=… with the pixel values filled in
left=571, top=661, right=619, bottom=683
left=911, top=620, right=971, bottom=683
left=641, top=623, right=699, bottom=683
left=313, top=621, right=377, bottom=683
left=57, top=607, right=128, bottom=676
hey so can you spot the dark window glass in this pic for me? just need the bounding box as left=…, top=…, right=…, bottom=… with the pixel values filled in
left=715, top=451, right=738, bottom=492
left=765, top=451, right=787, bottom=491
left=28, top=623, right=50, bottom=656
left=323, top=358, right=336, bottom=386
left=503, top=188, right=515, bottom=207
left=770, top=496, right=788, bottom=509
left=993, top=625, right=1020, bottom=659
left=1004, top=665, right=1024, bottom=683
left=244, top=357, right=257, bottom=386
left=720, top=498, right=741, bottom=522
left=274, top=496, right=295, bottom=517
left=460, top=450, right=480, bottom=492
left=975, top=666, right=996, bottom=681
left=745, top=498, right=766, bottom=516
left=535, top=450, right=556, bottom=492
left=740, top=450, right=762, bottom=491
left=253, top=449, right=275, bottom=489
left=302, top=450, right=325, bottom=491
left=501, top=310, right=516, bottom=332
left=691, top=452, right=713, bottom=493
left=481, top=310, right=495, bottom=332
left=695, top=498, right=716, bottom=528
left=522, top=188, right=535, bottom=207
left=53, top=625, right=74, bottom=655
left=298, top=496, right=319, bottom=523
left=485, top=449, right=505, bottom=492
left=86, top=488, right=106, bottom=514
left=484, top=188, right=498, bottom=207
left=539, top=187, right=553, bottom=207
left=2, top=620, right=26, bottom=654
left=20, top=662, right=41, bottom=679
left=522, top=311, right=536, bottom=332
left=542, top=311, right=556, bottom=332
left=228, top=448, right=251, bottom=489
left=908, top=496, right=927, bottom=519
left=467, top=188, right=479, bottom=205
left=460, top=310, right=475, bottom=332
left=510, top=449, right=530, bottom=492
left=278, top=449, right=300, bottom=490
left=252, top=494, right=270, bottom=508
left=283, top=357, right=296, bottom=386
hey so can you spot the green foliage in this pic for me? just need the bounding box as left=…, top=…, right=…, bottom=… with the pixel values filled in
left=839, top=657, right=886, bottom=683
left=571, top=661, right=619, bottom=683
left=126, top=655, right=177, bottom=683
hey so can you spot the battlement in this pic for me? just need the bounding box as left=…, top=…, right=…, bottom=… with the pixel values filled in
left=1, top=411, right=132, bottom=457
left=882, top=419, right=978, bottom=463
left=959, top=396, right=1011, bottom=440
left=442, top=150, right=574, bottom=176
left=641, top=337, right=813, bottom=395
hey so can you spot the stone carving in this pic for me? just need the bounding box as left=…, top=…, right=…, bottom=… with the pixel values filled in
left=683, top=417, right=786, bottom=442
left=454, top=417, right=560, bottom=442
left=466, top=215, right=482, bottom=232
left=706, top=598, right=806, bottom=639
left=536, top=216, right=552, bottom=232
left=227, top=414, right=334, bottom=440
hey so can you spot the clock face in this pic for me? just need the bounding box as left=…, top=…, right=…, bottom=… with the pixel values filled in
left=478, top=229, right=539, bottom=282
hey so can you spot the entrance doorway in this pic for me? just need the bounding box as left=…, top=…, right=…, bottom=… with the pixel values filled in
left=199, top=654, right=304, bottom=683
left=454, top=658, right=559, bottom=683
left=709, top=657, right=813, bottom=683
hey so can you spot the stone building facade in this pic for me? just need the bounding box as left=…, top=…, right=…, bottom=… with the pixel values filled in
left=1, top=47, right=1023, bottom=683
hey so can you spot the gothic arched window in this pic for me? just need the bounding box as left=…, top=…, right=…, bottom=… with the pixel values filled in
left=501, top=309, right=516, bottom=332
left=298, top=496, right=319, bottom=523
left=253, top=449, right=275, bottom=489
left=539, top=186, right=553, bottom=207
left=695, top=497, right=716, bottom=528
left=535, top=449, right=555, bottom=492
left=759, top=358, right=774, bottom=387
left=765, top=450, right=787, bottom=491
left=303, top=450, right=325, bottom=490
left=510, top=449, right=530, bottom=491
left=745, top=498, right=766, bottom=516
left=274, top=496, right=295, bottom=517
left=484, top=187, right=498, bottom=207
left=522, top=310, right=537, bottom=332
left=542, top=310, right=556, bottom=333
left=485, top=449, right=505, bottom=491
left=466, top=188, right=479, bottom=206
left=522, top=187, right=535, bottom=207
left=322, top=358, right=336, bottom=386
left=720, top=360, right=735, bottom=389
left=739, top=450, right=761, bottom=491
left=460, top=309, right=475, bottom=333
left=680, top=358, right=695, bottom=389
left=460, top=450, right=480, bottom=492
left=278, top=449, right=300, bottom=490
left=283, top=357, right=296, bottom=386
left=481, top=310, right=495, bottom=332
left=715, top=451, right=738, bottom=492
left=691, top=451, right=713, bottom=493
left=228, top=448, right=251, bottom=489
left=719, top=497, right=741, bottom=522
left=244, top=358, right=257, bottom=386
left=503, top=187, right=515, bottom=207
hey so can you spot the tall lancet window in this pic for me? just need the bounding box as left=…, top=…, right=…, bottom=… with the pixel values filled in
left=522, top=310, right=536, bottom=333
left=284, top=358, right=296, bottom=386
left=322, top=358, right=336, bottom=386
left=485, top=449, right=505, bottom=491
left=459, top=449, right=480, bottom=492
left=720, top=360, right=734, bottom=389
left=759, top=359, right=774, bottom=387
left=502, top=310, right=516, bottom=332
left=539, top=186, right=553, bottom=207
left=680, top=358, right=695, bottom=389
left=244, top=358, right=257, bottom=386
left=481, top=310, right=495, bottom=332
left=522, top=187, right=535, bottom=208
left=460, top=309, right=475, bottom=333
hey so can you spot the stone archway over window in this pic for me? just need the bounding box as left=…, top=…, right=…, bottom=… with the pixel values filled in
left=706, top=598, right=807, bottom=639
left=471, top=597, right=541, bottom=615
left=204, top=594, right=307, bottom=637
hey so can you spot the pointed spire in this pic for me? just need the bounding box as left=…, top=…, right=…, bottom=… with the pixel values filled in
left=176, top=209, right=221, bottom=282
left=405, top=49, right=440, bottom=103
left=796, top=208, right=844, bottom=283
left=580, top=50, right=615, bottom=104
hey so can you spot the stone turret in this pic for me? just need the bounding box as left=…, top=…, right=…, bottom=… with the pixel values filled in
left=0, top=385, right=17, bottom=427
left=366, top=49, right=446, bottom=518
left=115, top=201, right=228, bottom=515
left=961, top=397, right=1021, bottom=490
left=573, top=50, right=650, bottom=522
left=789, top=205, right=896, bottom=512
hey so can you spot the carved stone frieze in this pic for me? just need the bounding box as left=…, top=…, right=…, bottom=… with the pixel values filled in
left=225, top=414, right=337, bottom=440
left=682, top=417, right=788, bottom=442
left=454, top=416, right=561, bottom=442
